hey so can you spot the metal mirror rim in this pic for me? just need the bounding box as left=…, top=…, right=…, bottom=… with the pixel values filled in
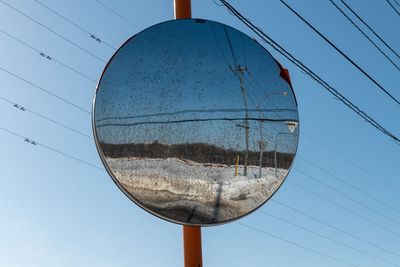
left=91, top=18, right=300, bottom=226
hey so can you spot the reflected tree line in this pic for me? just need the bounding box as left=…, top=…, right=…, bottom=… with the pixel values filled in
left=100, top=141, right=294, bottom=169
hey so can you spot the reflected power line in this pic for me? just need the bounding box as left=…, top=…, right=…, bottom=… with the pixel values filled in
left=95, top=108, right=297, bottom=123
left=96, top=117, right=298, bottom=128
left=2, top=2, right=399, bottom=264
left=3, top=109, right=399, bottom=265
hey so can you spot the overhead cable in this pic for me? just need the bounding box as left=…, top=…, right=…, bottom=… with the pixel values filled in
left=0, top=125, right=103, bottom=171
left=0, top=66, right=91, bottom=115
left=95, top=0, right=141, bottom=30
left=0, top=95, right=92, bottom=140
left=386, top=0, right=400, bottom=16
left=328, top=0, right=400, bottom=72
left=32, top=0, right=116, bottom=50
left=218, top=0, right=400, bottom=145
left=279, top=0, right=400, bottom=107
left=339, top=0, right=400, bottom=60
left=0, top=0, right=107, bottom=63
left=237, top=222, right=358, bottom=267
left=0, top=28, right=97, bottom=83
left=259, top=209, right=400, bottom=267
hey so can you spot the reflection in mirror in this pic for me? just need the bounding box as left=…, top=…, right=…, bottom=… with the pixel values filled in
left=93, top=19, right=299, bottom=226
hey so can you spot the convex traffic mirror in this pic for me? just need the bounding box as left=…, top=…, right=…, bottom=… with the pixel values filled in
left=93, top=19, right=299, bottom=226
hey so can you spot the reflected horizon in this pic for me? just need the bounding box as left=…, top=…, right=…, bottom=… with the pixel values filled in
left=93, top=19, right=299, bottom=225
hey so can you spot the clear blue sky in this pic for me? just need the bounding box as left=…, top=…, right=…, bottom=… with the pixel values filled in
left=0, top=0, right=399, bottom=266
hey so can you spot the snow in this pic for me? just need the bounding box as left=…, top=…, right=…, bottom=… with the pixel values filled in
left=105, top=157, right=289, bottom=225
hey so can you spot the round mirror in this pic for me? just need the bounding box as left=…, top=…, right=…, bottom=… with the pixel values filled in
left=93, top=19, right=299, bottom=226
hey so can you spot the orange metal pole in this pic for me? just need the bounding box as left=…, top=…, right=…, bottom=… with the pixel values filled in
left=183, top=226, right=203, bottom=267
left=174, top=0, right=192, bottom=19
left=173, top=1, right=202, bottom=267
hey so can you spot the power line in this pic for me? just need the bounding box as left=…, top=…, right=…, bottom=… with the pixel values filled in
left=218, top=0, right=400, bottom=145
left=273, top=143, right=400, bottom=236
left=1, top=2, right=397, bottom=263
left=3, top=89, right=399, bottom=264
left=298, top=155, right=400, bottom=216
left=0, top=95, right=92, bottom=140
left=237, top=222, right=358, bottom=267
left=286, top=179, right=400, bottom=237
left=32, top=0, right=116, bottom=50
left=11, top=36, right=396, bottom=248
left=86, top=10, right=398, bottom=225
left=0, top=125, right=103, bottom=171
left=95, top=108, right=297, bottom=123
left=273, top=141, right=400, bottom=227
left=209, top=22, right=277, bottom=119
left=0, top=120, right=369, bottom=267
left=0, top=66, right=91, bottom=115
left=9, top=3, right=394, bottom=243
left=24, top=72, right=399, bottom=229
left=0, top=124, right=368, bottom=267
left=259, top=209, right=400, bottom=267
left=302, top=131, right=400, bottom=193
left=339, top=0, right=400, bottom=60
left=386, top=0, right=400, bottom=16
left=328, top=0, right=400, bottom=72
left=2, top=96, right=396, bottom=263
left=293, top=167, right=400, bottom=227
left=96, top=117, right=298, bottom=128
left=0, top=0, right=106, bottom=63
left=271, top=199, right=400, bottom=259
left=1, top=106, right=387, bottom=265
left=0, top=95, right=351, bottom=265
left=276, top=118, right=400, bottom=218
left=0, top=28, right=97, bottom=83
left=21, top=85, right=400, bottom=247
left=95, top=0, right=141, bottom=30
left=6, top=71, right=396, bottom=237
left=8, top=127, right=400, bottom=267
left=279, top=0, right=400, bottom=107
left=223, top=25, right=239, bottom=67
left=3, top=0, right=400, bottom=262
left=96, top=109, right=400, bottom=233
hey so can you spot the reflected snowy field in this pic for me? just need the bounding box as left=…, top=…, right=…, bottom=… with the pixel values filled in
left=106, top=157, right=288, bottom=224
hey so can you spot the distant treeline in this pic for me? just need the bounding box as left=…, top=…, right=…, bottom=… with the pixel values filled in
left=100, top=141, right=294, bottom=169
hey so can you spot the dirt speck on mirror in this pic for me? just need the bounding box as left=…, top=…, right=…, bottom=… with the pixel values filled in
left=93, top=19, right=299, bottom=225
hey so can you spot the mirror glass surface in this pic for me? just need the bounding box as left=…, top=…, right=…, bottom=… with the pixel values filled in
left=93, top=19, right=299, bottom=226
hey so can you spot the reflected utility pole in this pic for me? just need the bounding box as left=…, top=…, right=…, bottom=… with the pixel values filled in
left=231, top=65, right=249, bottom=177
left=258, top=91, right=288, bottom=178
left=258, top=122, right=266, bottom=178
left=274, top=121, right=297, bottom=178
